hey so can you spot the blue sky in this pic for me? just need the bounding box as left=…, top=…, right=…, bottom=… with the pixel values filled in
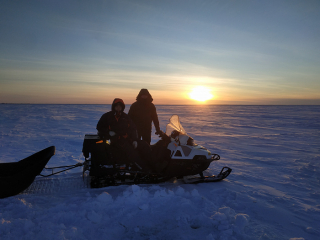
left=1, top=0, right=319, bottom=104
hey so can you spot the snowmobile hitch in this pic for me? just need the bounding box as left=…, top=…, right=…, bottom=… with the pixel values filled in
left=39, top=163, right=84, bottom=177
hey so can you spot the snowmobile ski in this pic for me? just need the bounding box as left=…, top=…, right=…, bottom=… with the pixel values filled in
left=183, top=167, right=232, bottom=184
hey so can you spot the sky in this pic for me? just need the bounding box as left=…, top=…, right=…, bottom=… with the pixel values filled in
left=0, top=0, right=320, bottom=105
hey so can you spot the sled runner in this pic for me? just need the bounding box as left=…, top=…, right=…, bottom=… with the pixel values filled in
left=0, top=146, right=55, bottom=198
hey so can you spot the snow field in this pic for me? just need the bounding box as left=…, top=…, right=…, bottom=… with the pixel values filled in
left=1, top=184, right=252, bottom=240
left=1, top=104, right=319, bottom=239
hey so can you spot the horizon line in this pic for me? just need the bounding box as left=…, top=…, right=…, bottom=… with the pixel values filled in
left=1, top=103, right=320, bottom=106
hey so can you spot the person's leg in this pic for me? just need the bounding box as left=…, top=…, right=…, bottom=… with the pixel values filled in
left=136, top=140, right=152, bottom=163
left=141, top=130, right=151, bottom=145
left=136, top=140, right=168, bottom=173
left=148, top=140, right=170, bottom=174
left=122, top=141, right=152, bottom=172
left=136, top=128, right=146, bottom=142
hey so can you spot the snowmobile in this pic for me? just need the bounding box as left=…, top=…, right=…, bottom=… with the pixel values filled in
left=82, top=115, right=232, bottom=188
left=0, top=115, right=231, bottom=198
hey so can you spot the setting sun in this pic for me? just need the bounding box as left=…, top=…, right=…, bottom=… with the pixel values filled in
left=189, top=86, right=214, bottom=102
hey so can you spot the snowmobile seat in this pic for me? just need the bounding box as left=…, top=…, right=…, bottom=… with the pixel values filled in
left=83, top=134, right=128, bottom=164
left=82, top=134, right=130, bottom=177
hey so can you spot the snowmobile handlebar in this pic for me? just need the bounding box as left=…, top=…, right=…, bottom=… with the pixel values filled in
left=157, top=130, right=171, bottom=142
left=155, top=130, right=165, bottom=136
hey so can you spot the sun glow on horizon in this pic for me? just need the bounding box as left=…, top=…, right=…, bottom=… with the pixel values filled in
left=189, top=86, right=214, bottom=102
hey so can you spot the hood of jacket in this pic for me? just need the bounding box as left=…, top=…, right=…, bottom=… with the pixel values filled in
left=136, top=89, right=153, bottom=102
left=112, top=98, right=125, bottom=112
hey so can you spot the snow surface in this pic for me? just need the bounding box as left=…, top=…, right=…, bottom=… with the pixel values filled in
left=0, top=104, right=319, bottom=240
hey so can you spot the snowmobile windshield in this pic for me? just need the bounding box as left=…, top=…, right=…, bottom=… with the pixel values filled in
left=166, top=115, right=197, bottom=146
left=166, top=115, right=187, bottom=136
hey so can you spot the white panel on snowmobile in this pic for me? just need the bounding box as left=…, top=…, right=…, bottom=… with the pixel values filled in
left=171, top=146, right=186, bottom=159
left=179, top=134, right=189, bottom=145
left=174, top=150, right=183, bottom=157
left=167, top=141, right=178, bottom=156
left=181, top=146, right=192, bottom=157
left=169, top=141, right=210, bottom=159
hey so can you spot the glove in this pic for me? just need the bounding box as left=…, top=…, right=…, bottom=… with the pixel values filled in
left=155, top=130, right=162, bottom=135
left=132, top=141, right=138, bottom=149
left=109, top=131, right=116, bottom=137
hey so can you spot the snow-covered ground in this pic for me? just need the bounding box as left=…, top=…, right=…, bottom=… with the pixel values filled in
left=0, top=104, right=319, bottom=240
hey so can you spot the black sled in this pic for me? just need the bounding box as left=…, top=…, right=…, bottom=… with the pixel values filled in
left=0, top=146, right=55, bottom=199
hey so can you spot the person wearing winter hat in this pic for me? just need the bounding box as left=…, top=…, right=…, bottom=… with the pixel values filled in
left=96, top=98, right=152, bottom=172
left=97, top=98, right=137, bottom=145
left=128, top=89, right=161, bottom=145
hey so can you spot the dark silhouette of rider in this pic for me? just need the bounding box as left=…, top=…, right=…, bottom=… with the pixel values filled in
left=128, top=89, right=161, bottom=145
left=96, top=98, right=152, bottom=172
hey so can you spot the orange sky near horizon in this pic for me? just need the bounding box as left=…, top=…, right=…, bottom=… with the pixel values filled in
left=1, top=1, right=320, bottom=105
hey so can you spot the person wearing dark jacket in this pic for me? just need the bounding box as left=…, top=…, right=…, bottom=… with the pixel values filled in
left=96, top=98, right=152, bottom=172
left=128, top=89, right=161, bottom=145
left=97, top=98, right=138, bottom=145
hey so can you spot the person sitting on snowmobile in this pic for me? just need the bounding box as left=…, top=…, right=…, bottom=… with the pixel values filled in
left=96, top=98, right=152, bottom=172
left=128, top=89, right=161, bottom=145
